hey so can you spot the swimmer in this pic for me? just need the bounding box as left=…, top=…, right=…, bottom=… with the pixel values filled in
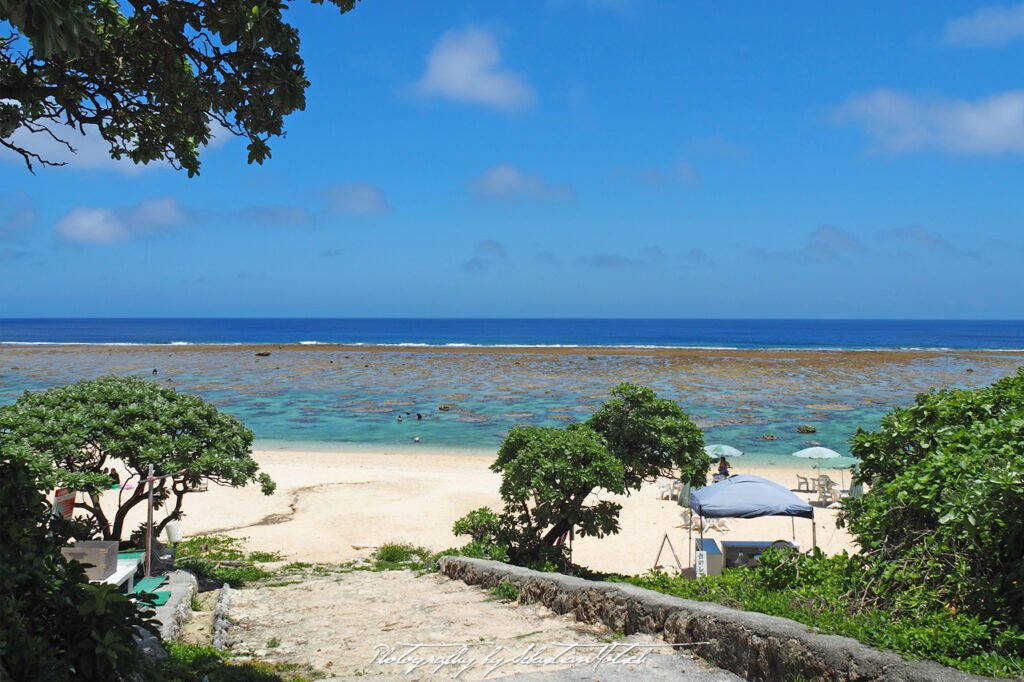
left=397, top=415, right=402, bottom=423
left=413, top=436, right=420, bottom=443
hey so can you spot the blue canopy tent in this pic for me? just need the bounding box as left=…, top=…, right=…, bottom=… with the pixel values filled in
left=690, top=474, right=817, bottom=552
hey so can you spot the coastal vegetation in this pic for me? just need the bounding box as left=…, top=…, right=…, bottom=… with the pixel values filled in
left=842, top=366, right=1024, bottom=634
left=619, top=367, right=1024, bottom=677
left=453, top=383, right=707, bottom=569
left=1, top=0, right=362, bottom=174
left=1, top=444, right=159, bottom=681
left=0, top=375, right=276, bottom=543
left=622, top=548, right=1023, bottom=677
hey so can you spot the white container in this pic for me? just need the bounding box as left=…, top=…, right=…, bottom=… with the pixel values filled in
left=165, top=520, right=183, bottom=543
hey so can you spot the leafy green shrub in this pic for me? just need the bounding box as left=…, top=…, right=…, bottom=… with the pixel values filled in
left=490, top=581, right=519, bottom=602
left=440, top=539, right=511, bottom=563
left=370, top=543, right=434, bottom=571
left=453, top=383, right=706, bottom=567
left=622, top=549, right=1024, bottom=677
left=843, top=367, right=1024, bottom=633
left=0, top=445, right=158, bottom=681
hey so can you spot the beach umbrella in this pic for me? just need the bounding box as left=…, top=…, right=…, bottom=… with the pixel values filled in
left=827, top=456, right=860, bottom=489
left=792, top=446, right=842, bottom=471
left=704, top=444, right=743, bottom=458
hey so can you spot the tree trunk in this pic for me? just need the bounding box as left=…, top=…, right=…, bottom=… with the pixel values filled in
left=110, top=479, right=156, bottom=541
left=540, top=484, right=594, bottom=545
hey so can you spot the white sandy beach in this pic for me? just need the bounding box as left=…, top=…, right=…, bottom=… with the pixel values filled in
left=107, top=448, right=858, bottom=576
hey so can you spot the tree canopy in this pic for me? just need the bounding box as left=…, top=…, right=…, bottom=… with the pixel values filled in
left=455, top=383, right=707, bottom=567
left=1, top=0, right=360, bottom=174
left=0, top=375, right=275, bottom=542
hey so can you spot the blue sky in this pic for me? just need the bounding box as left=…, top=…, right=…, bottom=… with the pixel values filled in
left=3, top=0, right=1024, bottom=318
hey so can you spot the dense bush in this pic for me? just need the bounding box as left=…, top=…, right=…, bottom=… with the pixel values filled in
left=843, top=366, right=1024, bottom=632
left=454, top=383, right=706, bottom=568
left=0, top=445, right=158, bottom=681
left=624, top=550, right=1024, bottom=677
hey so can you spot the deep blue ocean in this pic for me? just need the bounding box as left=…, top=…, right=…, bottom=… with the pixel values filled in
left=2, top=318, right=1023, bottom=349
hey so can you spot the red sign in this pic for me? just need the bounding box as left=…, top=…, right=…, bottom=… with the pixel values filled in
left=53, top=488, right=75, bottom=519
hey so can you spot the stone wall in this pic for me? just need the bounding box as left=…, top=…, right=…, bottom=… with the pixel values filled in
left=438, top=557, right=992, bottom=682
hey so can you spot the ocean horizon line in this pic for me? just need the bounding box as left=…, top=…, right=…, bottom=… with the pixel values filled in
left=6, top=340, right=1024, bottom=352
left=3, top=318, right=1023, bottom=352
left=4, top=316, right=1024, bottom=321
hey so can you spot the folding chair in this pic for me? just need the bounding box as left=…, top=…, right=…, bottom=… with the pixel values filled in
left=705, top=517, right=732, bottom=532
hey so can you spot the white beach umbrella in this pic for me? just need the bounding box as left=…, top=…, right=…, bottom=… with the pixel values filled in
left=704, top=444, right=743, bottom=458
left=792, top=446, right=843, bottom=471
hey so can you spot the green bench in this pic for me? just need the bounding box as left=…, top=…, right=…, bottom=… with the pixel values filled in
left=132, top=576, right=167, bottom=593
left=132, top=575, right=170, bottom=605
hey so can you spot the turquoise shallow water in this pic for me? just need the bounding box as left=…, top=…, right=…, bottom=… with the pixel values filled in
left=1, top=344, right=1021, bottom=468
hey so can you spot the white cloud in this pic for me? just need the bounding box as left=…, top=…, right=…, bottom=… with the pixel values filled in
left=877, top=225, right=981, bottom=259
left=54, top=197, right=190, bottom=244
left=235, top=205, right=314, bottom=226
left=461, top=239, right=508, bottom=272
left=474, top=239, right=508, bottom=259
left=415, top=28, right=535, bottom=112
left=577, top=253, right=644, bottom=268
left=535, top=250, right=559, bottom=265
left=753, top=226, right=865, bottom=263
left=834, top=89, right=1024, bottom=155
left=945, top=2, right=1024, bottom=46
left=470, top=164, right=574, bottom=202
left=804, top=226, right=865, bottom=261
left=673, top=160, right=700, bottom=184
left=324, top=183, right=388, bottom=215
left=680, top=248, right=711, bottom=264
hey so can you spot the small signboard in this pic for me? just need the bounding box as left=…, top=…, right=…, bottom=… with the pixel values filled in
left=53, top=488, right=75, bottom=519
left=695, top=550, right=708, bottom=577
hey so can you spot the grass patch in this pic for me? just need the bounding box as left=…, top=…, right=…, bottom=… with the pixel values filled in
left=175, top=535, right=280, bottom=588
left=159, top=642, right=322, bottom=681
left=369, top=543, right=436, bottom=572
left=266, top=637, right=280, bottom=649
left=512, top=630, right=543, bottom=640
left=489, top=581, right=519, bottom=602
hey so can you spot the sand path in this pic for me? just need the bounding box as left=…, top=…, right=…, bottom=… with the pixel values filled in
left=219, top=570, right=742, bottom=681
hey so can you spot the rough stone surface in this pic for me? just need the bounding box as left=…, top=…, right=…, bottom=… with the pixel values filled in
left=212, top=584, right=234, bottom=650
left=439, top=557, right=994, bottom=682
left=133, top=627, right=167, bottom=663
left=154, top=569, right=198, bottom=641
